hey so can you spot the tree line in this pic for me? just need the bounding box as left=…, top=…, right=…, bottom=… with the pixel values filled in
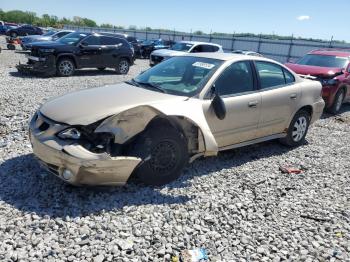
left=0, top=9, right=97, bottom=28
left=0, top=9, right=345, bottom=43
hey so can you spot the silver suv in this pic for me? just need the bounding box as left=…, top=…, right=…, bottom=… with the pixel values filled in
left=150, top=41, right=223, bottom=66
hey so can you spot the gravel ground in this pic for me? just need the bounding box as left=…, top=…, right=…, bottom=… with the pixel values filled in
left=0, top=36, right=349, bottom=262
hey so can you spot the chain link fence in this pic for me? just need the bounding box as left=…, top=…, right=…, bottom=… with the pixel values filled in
left=64, top=25, right=350, bottom=63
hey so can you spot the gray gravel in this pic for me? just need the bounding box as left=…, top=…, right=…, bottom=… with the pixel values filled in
left=0, top=36, right=349, bottom=261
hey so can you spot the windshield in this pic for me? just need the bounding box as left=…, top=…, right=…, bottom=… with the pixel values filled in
left=297, top=54, right=349, bottom=68
left=171, top=43, right=194, bottom=52
left=133, top=56, right=223, bottom=96
left=58, top=32, right=88, bottom=45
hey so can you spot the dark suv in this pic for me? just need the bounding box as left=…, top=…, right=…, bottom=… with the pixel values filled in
left=6, top=25, right=43, bottom=38
left=17, top=32, right=134, bottom=77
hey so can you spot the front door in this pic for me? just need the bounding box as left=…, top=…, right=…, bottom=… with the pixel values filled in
left=204, top=60, right=262, bottom=148
left=76, top=36, right=102, bottom=68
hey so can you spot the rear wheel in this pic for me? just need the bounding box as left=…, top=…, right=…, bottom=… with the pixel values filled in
left=57, top=58, right=75, bottom=77
left=280, top=110, right=310, bottom=147
left=126, top=125, right=188, bottom=186
left=328, top=89, right=345, bottom=114
left=115, top=58, right=130, bottom=74
left=10, top=32, right=17, bottom=38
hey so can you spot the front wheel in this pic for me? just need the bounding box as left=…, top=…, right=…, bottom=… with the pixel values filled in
left=280, top=110, right=310, bottom=147
left=126, top=125, right=188, bottom=186
left=56, top=58, right=75, bottom=77
left=10, top=32, right=17, bottom=38
left=97, top=67, right=106, bottom=71
left=328, top=89, right=345, bottom=114
left=115, top=58, right=130, bottom=74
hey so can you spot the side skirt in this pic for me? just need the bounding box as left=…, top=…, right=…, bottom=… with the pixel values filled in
left=188, top=133, right=286, bottom=163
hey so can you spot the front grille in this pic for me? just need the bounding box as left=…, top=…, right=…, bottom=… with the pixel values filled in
left=151, top=55, right=163, bottom=63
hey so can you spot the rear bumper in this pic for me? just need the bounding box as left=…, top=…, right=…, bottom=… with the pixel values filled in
left=310, top=99, right=325, bottom=124
left=29, top=113, right=141, bottom=186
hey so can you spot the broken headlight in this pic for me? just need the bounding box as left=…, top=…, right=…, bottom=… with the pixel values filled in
left=58, top=128, right=81, bottom=140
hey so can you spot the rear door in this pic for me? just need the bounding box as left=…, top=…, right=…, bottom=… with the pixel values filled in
left=100, top=36, right=125, bottom=67
left=77, top=35, right=102, bottom=68
left=254, top=61, right=301, bottom=137
left=204, top=60, right=262, bottom=147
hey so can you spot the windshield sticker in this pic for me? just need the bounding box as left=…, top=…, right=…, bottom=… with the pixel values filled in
left=192, top=62, right=215, bottom=69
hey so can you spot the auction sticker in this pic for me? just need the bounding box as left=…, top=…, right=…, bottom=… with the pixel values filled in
left=192, top=62, right=215, bottom=69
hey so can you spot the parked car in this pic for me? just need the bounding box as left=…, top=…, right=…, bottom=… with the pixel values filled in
left=140, top=39, right=175, bottom=58
left=0, top=22, right=17, bottom=35
left=285, top=49, right=350, bottom=114
left=232, top=50, right=263, bottom=57
left=6, top=24, right=43, bottom=38
left=16, top=32, right=134, bottom=77
left=150, top=41, right=223, bottom=66
left=29, top=53, right=324, bottom=186
left=21, top=30, right=73, bottom=50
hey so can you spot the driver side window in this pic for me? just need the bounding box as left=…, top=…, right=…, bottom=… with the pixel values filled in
left=214, top=61, right=255, bottom=96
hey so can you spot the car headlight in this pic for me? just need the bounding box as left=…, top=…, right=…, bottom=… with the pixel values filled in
left=321, top=78, right=339, bottom=86
left=58, top=128, right=81, bottom=139
left=39, top=48, right=55, bottom=53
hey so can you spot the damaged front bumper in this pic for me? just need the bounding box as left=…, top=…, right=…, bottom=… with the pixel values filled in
left=16, top=55, right=56, bottom=76
left=29, top=113, right=141, bottom=186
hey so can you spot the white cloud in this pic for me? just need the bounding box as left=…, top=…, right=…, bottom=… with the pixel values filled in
left=297, top=15, right=311, bottom=21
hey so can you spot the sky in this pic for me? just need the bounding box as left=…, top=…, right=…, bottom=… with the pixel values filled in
left=1, top=0, right=349, bottom=42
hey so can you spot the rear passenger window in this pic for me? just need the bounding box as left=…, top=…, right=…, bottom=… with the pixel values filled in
left=255, top=61, right=286, bottom=89
left=212, top=46, right=219, bottom=52
left=283, top=68, right=295, bottom=84
left=101, top=36, right=124, bottom=45
left=201, top=45, right=214, bottom=52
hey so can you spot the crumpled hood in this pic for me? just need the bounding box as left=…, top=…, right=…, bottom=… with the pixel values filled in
left=40, top=83, right=186, bottom=125
left=285, top=63, right=343, bottom=78
left=151, top=49, right=186, bottom=57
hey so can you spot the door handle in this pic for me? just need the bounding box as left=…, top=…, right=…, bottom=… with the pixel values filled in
left=248, top=101, right=259, bottom=108
left=290, top=94, right=297, bottom=99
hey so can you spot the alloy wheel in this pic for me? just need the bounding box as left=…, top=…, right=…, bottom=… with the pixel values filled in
left=118, top=60, right=129, bottom=74
left=292, top=116, right=307, bottom=142
left=58, top=61, right=74, bottom=76
left=335, top=91, right=344, bottom=112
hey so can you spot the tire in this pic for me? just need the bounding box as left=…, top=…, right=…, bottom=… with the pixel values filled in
left=328, top=88, right=345, bottom=114
left=7, top=44, right=15, bottom=50
left=280, top=110, right=311, bottom=147
left=97, top=67, right=106, bottom=71
left=126, top=125, right=188, bottom=186
left=56, top=58, right=75, bottom=77
left=10, top=32, right=17, bottom=38
left=115, top=58, right=130, bottom=74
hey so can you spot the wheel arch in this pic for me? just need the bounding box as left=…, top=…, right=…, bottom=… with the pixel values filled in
left=56, top=54, right=78, bottom=68
left=94, top=105, right=209, bottom=161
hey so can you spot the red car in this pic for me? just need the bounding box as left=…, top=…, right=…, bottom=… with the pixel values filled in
left=286, top=49, right=350, bottom=114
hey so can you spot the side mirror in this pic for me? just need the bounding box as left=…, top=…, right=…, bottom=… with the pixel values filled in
left=211, top=85, right=226, bottom=120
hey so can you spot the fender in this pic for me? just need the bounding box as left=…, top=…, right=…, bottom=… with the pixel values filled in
left=95, top=103, right=219, bottom=157
left=56, top=53, right=79, bottom=68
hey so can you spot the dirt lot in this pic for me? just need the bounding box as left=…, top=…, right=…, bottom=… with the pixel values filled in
left=0, top=36, right=349, bottom=261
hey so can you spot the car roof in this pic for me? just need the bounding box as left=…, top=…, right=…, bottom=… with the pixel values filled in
left=309, top=49, right=350, bottom=57
left=181, top=52, right=274, bottom=62
left=178, top=41, right=221, bottom=47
